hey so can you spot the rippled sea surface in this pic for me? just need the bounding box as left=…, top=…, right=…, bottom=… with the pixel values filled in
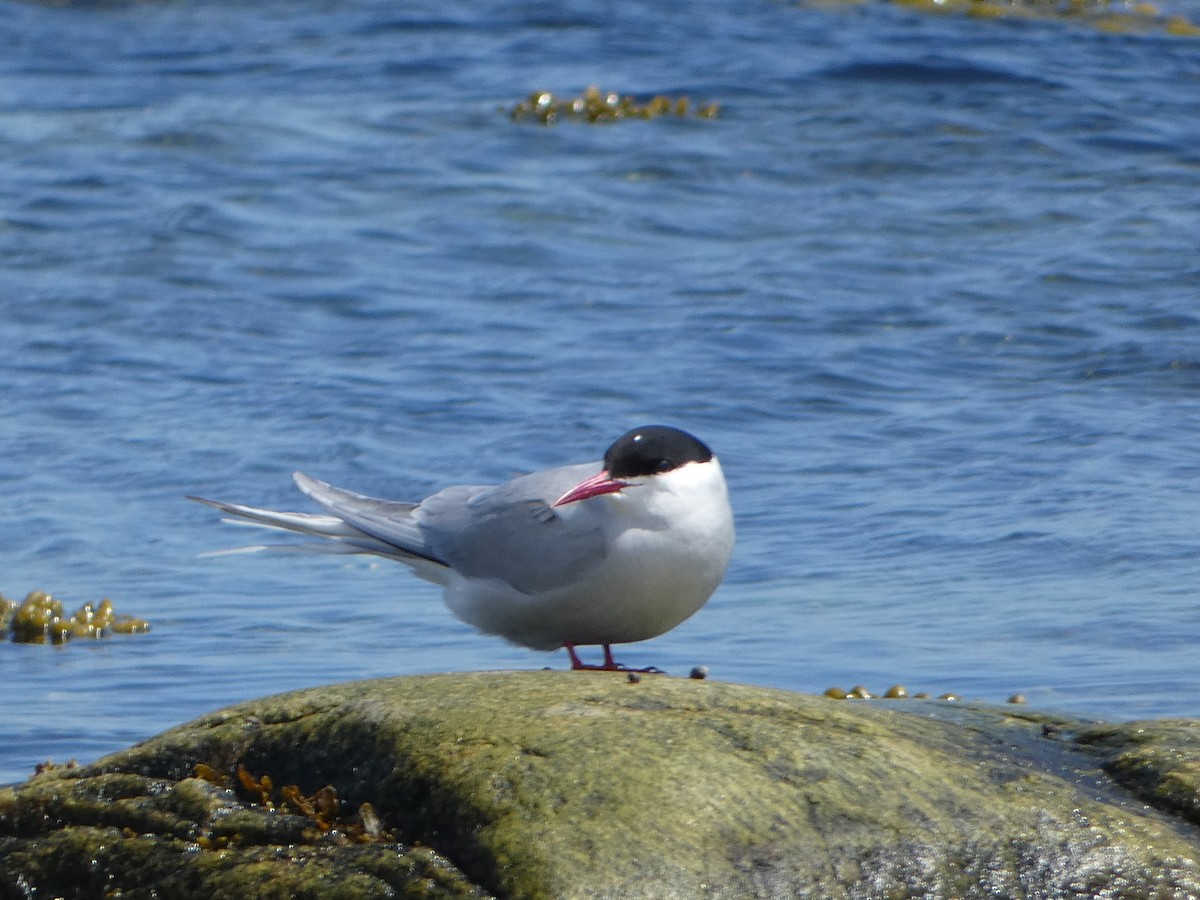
left=2, top=0, right=1199, bottom=784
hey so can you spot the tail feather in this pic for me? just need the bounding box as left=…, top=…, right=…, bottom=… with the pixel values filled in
left=187, top=496, right=365, bottom=539
left=187, top=493, right=450, bottom=581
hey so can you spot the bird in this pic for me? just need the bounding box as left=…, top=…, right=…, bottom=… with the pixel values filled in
left=189, top=425, right=734, bottom=671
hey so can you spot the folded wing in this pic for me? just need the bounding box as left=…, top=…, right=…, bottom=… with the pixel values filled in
left=415, top=463, right=610, bottom=595
left=193, top=463, right=611, bottom=596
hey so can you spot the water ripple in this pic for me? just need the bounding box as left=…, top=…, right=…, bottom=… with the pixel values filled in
left=1, top=0, right=1199, bottom=783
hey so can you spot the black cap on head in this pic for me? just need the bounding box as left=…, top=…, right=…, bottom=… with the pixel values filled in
left=603, top=426, right=714, bottom=478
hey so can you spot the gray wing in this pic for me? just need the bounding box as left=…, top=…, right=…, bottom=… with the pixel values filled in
left=416, top=461, right=609, bottom=595
left=293, top=463, right=610, bottom=595
left=292, top=472, right=447, bottom=566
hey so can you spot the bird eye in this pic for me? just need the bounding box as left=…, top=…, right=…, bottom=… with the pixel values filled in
left=655, top=458, right=674, bottom=472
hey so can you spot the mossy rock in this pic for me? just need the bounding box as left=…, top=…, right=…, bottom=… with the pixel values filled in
left=1074, top=718, right=1200, bottom=827
left=2, top=672, right=1199, bottom=898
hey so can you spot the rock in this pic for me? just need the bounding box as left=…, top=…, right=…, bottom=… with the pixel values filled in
left=1074, top=718, right=1200, bottom=827
left=2, top=672, right=1199, bottom=898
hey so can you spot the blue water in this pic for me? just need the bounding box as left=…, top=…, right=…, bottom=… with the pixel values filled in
left=3, top=0, right=1200, bottom=785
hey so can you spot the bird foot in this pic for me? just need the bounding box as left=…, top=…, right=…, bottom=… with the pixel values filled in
left=564, top=643, right=664, bottom=674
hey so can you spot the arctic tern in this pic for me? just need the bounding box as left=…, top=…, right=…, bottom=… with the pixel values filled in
left=189, top=425, right=734, bottom=671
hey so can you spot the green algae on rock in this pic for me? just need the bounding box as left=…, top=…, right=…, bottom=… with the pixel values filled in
left=1073, top=718, right=1200, bottom=828
left=3, top=672, right=1200, bottom=898
left=0, top=590, right=150, bottom=644
left=509, top=86, right=720, bottom=125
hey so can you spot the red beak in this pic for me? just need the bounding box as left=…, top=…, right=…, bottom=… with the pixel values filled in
left=552, top=470, right=628, bottom=507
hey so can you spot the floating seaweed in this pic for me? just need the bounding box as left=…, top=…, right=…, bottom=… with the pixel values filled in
left=0, top=590, right=150, bottom=644
left=806, top=0, right=1200, bottom=34
left=510, top=85, right=720, bottom=125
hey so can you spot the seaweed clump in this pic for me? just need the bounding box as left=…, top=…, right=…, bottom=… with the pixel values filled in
left=192, top=763, right=394, bottom=850
left=823, top=683, right=952, bottom=700
left=510, top=85, right=720, bottom=125
left=813, top=0, right=1200, bottom=34
left=825, top=683, right=919, bottom=700
left=0, top=590, right=150, bottom=644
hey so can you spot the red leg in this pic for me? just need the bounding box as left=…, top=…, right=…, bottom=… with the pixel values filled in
left=563, top=642, right=664, bottom=674
left=565, top=642, right=615, bottom=670
left=565, top=642, right=587, bottom=670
